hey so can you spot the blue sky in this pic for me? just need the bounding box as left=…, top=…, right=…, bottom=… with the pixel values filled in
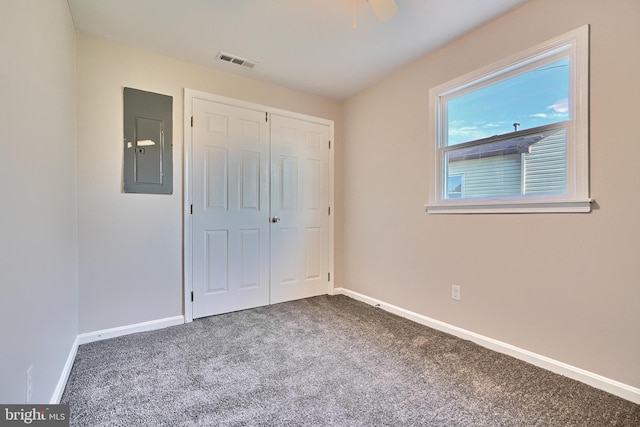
left=446, top=58, right=570, bottom=146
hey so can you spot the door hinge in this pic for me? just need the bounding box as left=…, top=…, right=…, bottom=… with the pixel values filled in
left=265, top=112, right=268, bottom=123
left=328, top=206, right=331, bottom=215
left=328, top=272, right=331, bottom=282
left=191, top=291, right=194, bottom=302
left=190, top=204, right=193, bottom=215
left=329, top=140, right=331, bottom=149
left=191, top=116, right=194, bottom=127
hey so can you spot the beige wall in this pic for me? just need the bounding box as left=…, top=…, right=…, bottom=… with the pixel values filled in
left=76, top=34, right=343, bottom=333
left=342, top=0, right=640, bottom=388
left=0, top=0, right=78, bottom=403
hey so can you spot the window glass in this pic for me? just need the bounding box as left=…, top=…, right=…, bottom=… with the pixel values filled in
left=446, top=58, right=569, bottom=146
left=447, top=174, right=463, bottom=199
left=444, top=124, right=567, bottom=199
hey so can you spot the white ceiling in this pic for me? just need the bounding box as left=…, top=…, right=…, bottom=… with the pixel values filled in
left=67, top=0, right=530, bottom=100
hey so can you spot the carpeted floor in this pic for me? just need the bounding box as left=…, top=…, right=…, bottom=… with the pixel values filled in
left=61, top=295, right=640, bottom=426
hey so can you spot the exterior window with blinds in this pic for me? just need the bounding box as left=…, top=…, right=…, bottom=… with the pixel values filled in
left=426, top=26, right=591, bottom=214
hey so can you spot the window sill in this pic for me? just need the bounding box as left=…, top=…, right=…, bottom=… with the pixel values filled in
left=425, top=199, right=593, bottom=214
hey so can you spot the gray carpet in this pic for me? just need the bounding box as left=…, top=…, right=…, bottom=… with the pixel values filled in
left=61, top=295, right=640, bottom=426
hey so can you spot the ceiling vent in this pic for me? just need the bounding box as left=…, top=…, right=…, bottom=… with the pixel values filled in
left=216, top=51, right=257, bottom=69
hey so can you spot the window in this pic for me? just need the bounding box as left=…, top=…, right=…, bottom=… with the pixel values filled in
left=426, top=25, right=590, bottom=214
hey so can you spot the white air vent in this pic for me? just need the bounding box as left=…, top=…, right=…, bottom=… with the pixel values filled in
left=217, top=51, right=257, bottom=69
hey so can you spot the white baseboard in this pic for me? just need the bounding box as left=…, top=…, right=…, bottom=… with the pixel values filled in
left=333, top=287, right=640, bottom=405
left=50, top=335, right=80, bottom=404
left=77, top=315, right=184, bottom=345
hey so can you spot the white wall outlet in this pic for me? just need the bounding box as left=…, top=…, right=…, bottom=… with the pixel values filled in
left=26, top=364, right=33, bottom=403
left=452, top=285, right=461, bottom=301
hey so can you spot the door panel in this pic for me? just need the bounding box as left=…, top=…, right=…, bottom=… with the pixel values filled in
left=192, top=99, right=270, bottom=318
left=270, top=114, right=329, bottom=303
left=305, top=227, right=321, bottom=279
left=205, top=230, right=228, bottom=293
left=205, top=146, right=228, bottom=209
left=239, top=228, right=261, bottom=289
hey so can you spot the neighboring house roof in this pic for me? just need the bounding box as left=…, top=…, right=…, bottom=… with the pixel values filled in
left=448, top=124, right=566, bottom=162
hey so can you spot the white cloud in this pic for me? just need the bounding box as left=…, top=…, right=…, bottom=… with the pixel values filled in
left=483, top=122, right=507, bottom=128
left=449, top=126, right=479, bottom=135
left=549, top=98, right=569, bottom=113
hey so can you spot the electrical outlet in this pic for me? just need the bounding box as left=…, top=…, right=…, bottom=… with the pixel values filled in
left=451, top=285, right=461, bottom=301
left=26, top=365, right=33, bottom=403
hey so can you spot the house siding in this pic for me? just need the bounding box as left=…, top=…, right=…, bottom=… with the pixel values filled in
left=448, top=128, right=567, bottom=198
left=523, top=128, right=567, bottom=195
left=448, top=154, right=522, bottom=198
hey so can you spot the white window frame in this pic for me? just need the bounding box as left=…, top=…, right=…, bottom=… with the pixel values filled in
left=426, top=25, right=591, bottom=214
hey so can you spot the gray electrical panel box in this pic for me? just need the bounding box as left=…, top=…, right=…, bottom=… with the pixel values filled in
left=123, top=87, right=173, bottom=194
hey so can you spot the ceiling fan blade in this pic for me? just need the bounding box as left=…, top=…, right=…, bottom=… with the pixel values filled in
left=368, top=0, right=398, bottom=22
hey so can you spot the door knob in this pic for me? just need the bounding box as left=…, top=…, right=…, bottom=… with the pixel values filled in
left=271, top=216, right=281, bottom=223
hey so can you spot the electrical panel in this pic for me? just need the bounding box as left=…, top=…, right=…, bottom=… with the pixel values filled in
left=123, top=87, right=173, bottom=194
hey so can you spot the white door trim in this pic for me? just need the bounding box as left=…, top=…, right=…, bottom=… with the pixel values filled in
left=183, top=88, right=335, bottom=322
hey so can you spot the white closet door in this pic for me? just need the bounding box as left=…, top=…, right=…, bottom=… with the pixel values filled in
left=191, top=99, right=270, bottom=318
left=269, top=114, right=330, bottom=304
left=189, top=95, right=331, bottom=319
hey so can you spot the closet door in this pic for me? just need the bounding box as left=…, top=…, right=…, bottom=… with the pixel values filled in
left=191, top=99, right=270, bottom=318
left=269, top=114, right=330, bottom=303
left=189, top=95, right=331, bottom=319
